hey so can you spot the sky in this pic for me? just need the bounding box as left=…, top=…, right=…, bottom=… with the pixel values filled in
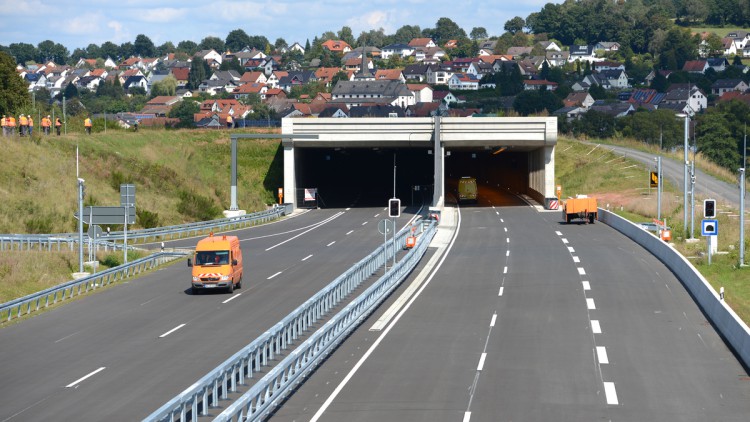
left=0, top=0, right=559, bottom=52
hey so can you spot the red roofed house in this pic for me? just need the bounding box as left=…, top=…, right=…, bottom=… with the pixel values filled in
left=321, top=40, right=352, bottom=53
left=240, top=71, right=267, bottom=84
left=170, top=67, right=190, bottom=87
left=408, top=38, right=437, bottom=48
left=233, top=83, right=269, bottom=100
left=522, top=79, right=558, bottom=91
left=682, top=60, right=709, bottom=74
left=374, top=69, right=405, bottom=83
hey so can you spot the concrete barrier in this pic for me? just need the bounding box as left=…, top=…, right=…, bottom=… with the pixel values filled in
left=599, top=208, right=750, bottom=369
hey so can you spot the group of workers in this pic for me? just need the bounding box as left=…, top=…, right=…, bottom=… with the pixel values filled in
left=2, top=114, right=63, bottom=137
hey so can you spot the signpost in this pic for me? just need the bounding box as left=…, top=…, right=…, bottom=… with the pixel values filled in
left=377, top=219, right=394, bottom=274
left=701, top=219, right=718, bottom=265
left=121, top=184, right=135, bottom=264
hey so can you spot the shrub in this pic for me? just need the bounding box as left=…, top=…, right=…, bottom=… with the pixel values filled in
left=101, top=254, right=120, bottom=267
left=25, top=214, right=54, bottom=234
left=136, top=209, right=160, bottom=229
left=177, top=190, right=219, bottom=221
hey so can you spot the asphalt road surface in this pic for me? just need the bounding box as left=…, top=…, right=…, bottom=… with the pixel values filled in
left=271, top=188, right=750, bottom=422
left=0, top=206, right=420, bottom=421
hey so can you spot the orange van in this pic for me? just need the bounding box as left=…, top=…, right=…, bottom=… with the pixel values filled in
left=188, top=234, right=243, bottom=293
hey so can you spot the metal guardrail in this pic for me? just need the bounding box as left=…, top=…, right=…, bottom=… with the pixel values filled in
left=145, top=220, right=433, bottom=422
left=0, top=207, right=284, bottom=251
left=0, top=251, right=188, bottom=323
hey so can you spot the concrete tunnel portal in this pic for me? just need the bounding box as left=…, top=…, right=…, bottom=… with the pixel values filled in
left=280, top=117, right=557, bottom=211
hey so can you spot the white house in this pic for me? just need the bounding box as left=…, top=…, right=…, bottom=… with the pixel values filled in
left=448, top=73, right=481, bottom=90
left=380, top=43, right=416, bottom=60
left=426, top=64, right=455, bottom=85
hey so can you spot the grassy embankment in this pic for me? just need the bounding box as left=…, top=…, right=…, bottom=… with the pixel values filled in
left=2, top=131, right=748, bottom=326
left=0, top=127, right=282, bottom=303
left=557, top=137, right=749, bottom=323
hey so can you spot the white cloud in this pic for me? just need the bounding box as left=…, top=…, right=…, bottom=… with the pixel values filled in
left=346, top=10, right=395, bottom=35
left=139, top=7, right=188, bottom=23
left=63, top=13, right=102, bottom=35
left=107, top=20, right=130, bottom=44
left=0, top=0, right=45, bottom=15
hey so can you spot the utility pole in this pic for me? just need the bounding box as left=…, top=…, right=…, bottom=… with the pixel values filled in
left=740, top=167, right=746, bottom=267
left=77, top=178, right=85, bottom=273
left=683, top=114, right=689, bottom=234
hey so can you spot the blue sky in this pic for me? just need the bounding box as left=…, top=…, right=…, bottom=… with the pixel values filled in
left=1, top=0, right=559, bottom=51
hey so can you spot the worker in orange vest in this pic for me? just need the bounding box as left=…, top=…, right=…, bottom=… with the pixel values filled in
left=226, top=114, right=233, bottom=129
left=55, top=117, right=62, bottom=136
left=27, top=115, right=33, bottom=136
left=84, top=116, right=92, bottom=134
left=1, top=115, right=6, bottom=137
left=8, top=115, right=16, bottom=136
left=41, top=115, right=51, bottom=135
left=18, top=114, right=28, bottom=136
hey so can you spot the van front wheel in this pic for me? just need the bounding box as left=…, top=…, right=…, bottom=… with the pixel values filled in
left=227, top=281, right=234, bottom=293
left=236, top=275, right=242, bottom=289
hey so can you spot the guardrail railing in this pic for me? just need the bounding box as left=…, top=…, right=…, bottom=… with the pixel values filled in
left=0, top=251, right=188, bottom=323
left=145, top=219, right=433, bottom=422
left=0, top=207, right=284, bottom=251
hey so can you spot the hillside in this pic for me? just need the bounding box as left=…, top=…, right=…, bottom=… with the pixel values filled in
left=0, top=128, right=282, bottom=234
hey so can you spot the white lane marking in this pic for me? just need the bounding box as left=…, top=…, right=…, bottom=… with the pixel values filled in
left=310, top=205, right=464, bottom=422
left=374, top=213, right=380, bottom=218
left=506, top=250, right=509, bottom=257
left=556, top=231, right=562, bottom=236
left=586, top=298, right=596, bottom=309
left=490, top=314, right=497, bottom=327
left=562, top=238, right=569, bottom=244
left=604, top=382, right=619, bottom=405
left=596, top=346, right=609, bottom=364
left=582, top=281, right=591, bottom=291
left=477, top=353, right=487, bottom=371
left=265, top=212, right=343, bottom=251
left=346, top=230, right=354, bottom=235
left=267, top=271, right=282, bottom=280
left=222, top=294, right=241, bottom=304
left=463, top=412, right=472, bottom=422
left=66, top=367, right=106, bottom=388
left=498, top=286, right=504, bottom=296
left=327, top=241, right=336, bottom=247
left=500, top=219, right=504, bottom=223
left=362, top=221, right=368, bottom=226
left=159, top=323, right=187, bottom=338
left=591, top=320, right=602, bottom=334
left=503, top=266, right=508, bottom=274
left=578, top=267, right=586, bottom=275
left=55, top=330, right=82, bottom=343
left=568, top=247, right=575, bottom=253
left=573, top=256, right=580, bottom=263
left=496, top=211, right=499, bottom=215
left=506, top=238, right=510, bottom=243
left=504, top=227, right=508, bottom=232
left=346, top=208, right=351, bottom=211
left=302, top=254, right=313, bottom=261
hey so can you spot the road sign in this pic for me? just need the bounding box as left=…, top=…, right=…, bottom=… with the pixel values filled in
left=650, top=171, right=659, bottom=187
left=701, top=219, right=718, bottom=236
left=87, top=224, right=103, bottom=239
left=75, top=206, right=136, bottom=225
left=377, top=219, right=394, bottom=235
left=120, top=184, right=136, bottom=208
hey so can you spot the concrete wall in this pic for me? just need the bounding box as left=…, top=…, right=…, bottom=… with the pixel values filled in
left=599, top=209, right=750, bottom=369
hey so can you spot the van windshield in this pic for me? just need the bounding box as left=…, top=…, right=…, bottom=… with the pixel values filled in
left=195, top=250, right=230, bottom=265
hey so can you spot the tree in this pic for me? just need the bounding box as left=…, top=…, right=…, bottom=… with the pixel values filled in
left=703, top=33, right=725, bottom=58
left=697, top=112, right=741, bottom=168
left=120, top=42, right=135, bottom=59
left=177, top=40, right=199, bottom=55
left=168, top=100, right=199, bottom=127
left=247, top=36, right=270, bottom=51
left=470, top=27, right=488, bottom=40
left=430, top=17, right=467, bottom=45
left=338, top=26, right=355, bottom=47
left=651, top=70, right=670, bottom=92
left=157, top=42, right=175, bottom=56
left=504, top=17, right=526, bottom=35
left=226, top=29, right=251, bottom=52
left=513, top=90, right=562, bottom=116
left=134, top=34, right=156, bottom=57
left=100, top=41, right=120, bottom=60
left=187, top=58, right=210, bottom=90
left=274, top=38, right=288, bottom=50
left=574, top=110, right=616, bottom=138
left=63, top=82, right=80, bottom=99
left=198, top=36, right=225, bottom=53
left=0, top=52, right=29, bottom=115
left=8, top=42, right=37, bottom=64
left=150, top=75, right=177, bottom=98
left=37, top=40, right=69, bottom=64
left=86, top=43, right=101, bottom=58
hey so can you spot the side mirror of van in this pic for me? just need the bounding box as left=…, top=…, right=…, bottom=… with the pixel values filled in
left=232, top=259, right=238, bottom=266
left=187, top=258, right=193, bottom=267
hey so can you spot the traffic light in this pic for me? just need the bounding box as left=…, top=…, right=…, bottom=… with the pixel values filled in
left=703, top=199, right=716, bottom=218
left=388, top=198, right=401, bottom=218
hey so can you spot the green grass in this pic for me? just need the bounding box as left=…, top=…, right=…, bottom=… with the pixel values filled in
left=688, top=26, right=750, bottom=37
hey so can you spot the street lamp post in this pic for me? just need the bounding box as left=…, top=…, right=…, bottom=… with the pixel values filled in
left=677, top=113, right=689, bottom=235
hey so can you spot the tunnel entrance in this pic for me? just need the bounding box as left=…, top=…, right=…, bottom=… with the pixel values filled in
left=444, top=148, right=530, bottom=207
left=295, top=147, right=434, bottom=208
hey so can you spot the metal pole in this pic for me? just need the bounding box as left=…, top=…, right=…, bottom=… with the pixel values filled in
left=383, top=224, right=388, bottom=274
left=230, top=136, right=238, bottom=211
left=123, top=207, right=128, bottom=265
left=393, top=153, right=396, bottom=198
left=657, top=156, right=662, bottom=221
left=740, top=167, right=745, bottom=267
left=392, top=218, right=396, bottom=266
left=690, top=160, right=695, bottom=239
left=78, top=179, right=84, bottom=273
left=63, top=95, right=67, bottom=135
left=683, top=115, right=689, bottom=234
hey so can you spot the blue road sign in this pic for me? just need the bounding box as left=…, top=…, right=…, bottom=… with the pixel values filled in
left=701, top=219, right=718, bottom=236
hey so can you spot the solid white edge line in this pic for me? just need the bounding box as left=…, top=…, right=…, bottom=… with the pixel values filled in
left=490, top=314, right=497, bottom=327
left=159, top=323, right=187, bottom=338
left=222, top=294, right=241, bottom=304
left=477, top=353, right=487, bottom=371
left=604, top=382, right=619, bottom=405
left=267, top=271, right=282, bottom=280
left=499, top=286, right=504, bottom=296
left=309, top=206, right=463, bottom=422
left=327, top=241, right=336, bottom=247
left=66, top=367, right=106, bottom=388
left=346, top=230, right=354, bottom=235
left=302, top=254, right=313, bottom=261
left=591, top=320, right=602, bottom=333
left=463, top=412, right=472, bottom=422
left=587, top=298, right=596, bottom=309
left=596, top=346, right=609, bottom=364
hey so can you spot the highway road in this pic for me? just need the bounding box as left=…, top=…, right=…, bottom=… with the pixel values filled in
left=0, top=206, right=420, bottom=421
left=272, top=188, right=750, bottom=421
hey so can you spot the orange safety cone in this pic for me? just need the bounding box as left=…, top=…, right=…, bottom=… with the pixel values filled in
left=405, top=236, right=416, bottom=249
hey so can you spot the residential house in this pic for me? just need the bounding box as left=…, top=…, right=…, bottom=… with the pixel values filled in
left=75, top=75, right=102, bottom=91
left=278, top=70, right=317, bottom=92
left=408, top=38, right=437, bottom=48
left=593, top=61, right=625, bottom=72
left=315, top=67, right=348, bottom=87
left=263, top=88, right=287, bottom=102
left=403, top=64, right=431, bottom=82
left=321, top=40, right=352, bottom=53
left=594, top=42, right=620, bottom=52
left=711, top=79, right=749, bottom=96
left=663, top=85, right=707, bottom=115
left=426, top=64, right=456, bottom=85
left=507, top=46, right=533, bottom=58
left=448, top=73, right=481, bottom=90
left=261, top=57, right=280, bottom=76
left=517, top=59, right=540, bottom=78
left=433, top=91, right=459, bottom=105
left=210, top=70, right=241, bottom=82
left=24, top=73, right=47, bottom=91
left=407, top=84, right=433, bottom=103
left=267, top=71, right=287, bottom=89
left=374, top=69, right=405, bottom=83
left=478, top=40, right=498, bottom=55
left=140, top=95, right=181, bottom=116
left=627, top=88, right=666, bottom=108
left=467, top=61, right=494, bottom=78
left=568, top=45, right=597, bottom=63
left=598, top=69, right=630, bottom=89
left=683, top=60, right=709, bottom=74
left=545, top=51, right=570, bottom=67
left=119, top=57, right=141, bottom=70
left=707, top=57, right=729, bottom=72
left=380, top=43, right=415, bottom=60
left=406, top=101, right=443, bottom=117
left=194, top=99, right=251, bottom=123
left=233, top=83, right=268, bottom=100
left=563, top=92, right=595, bottom=109
left=554, top=105, right=587, bottom=121
left=344, top=57, right=373, bottom=73
left=170, top=67, right=189, bottom=87
left=589, top=100, right=635, bottom=118
left=195, top=49, right=223, bottom=67
left=448, top=58, right=480, bottom=73
left=124, top=75, right=148, bottom=92
left=416, top=47, right=447, bottom=62
left=198, top=78, right=239, bottom=96
left=522, top=79, right=558, bottom=91
left=289, top=42, right=305, bottom=55
left=349, top=104, right=405, bottom=118
left=239, top=71, right=267, bottom=85
left=444, top=40, right=458, bottom=50
left=717, top=91, right=750, bottom=106
left=318, top=105, right=349, bottom=118
left=330, top=79, right=415, bottom=109
left=538, top=41, right=562, bottom=52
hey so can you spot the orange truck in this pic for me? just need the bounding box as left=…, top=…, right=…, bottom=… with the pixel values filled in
left=562, top=195, right=598, bottom=224
left=188, top=234, right=243, bottom=293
